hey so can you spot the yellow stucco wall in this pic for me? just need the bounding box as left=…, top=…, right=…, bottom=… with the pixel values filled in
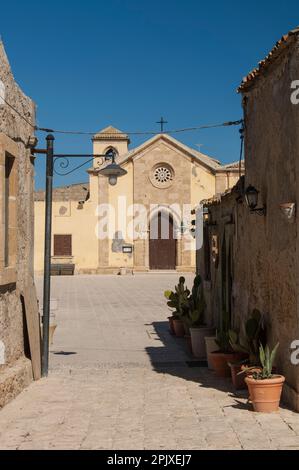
left=34, top=197, right=99, bottom=273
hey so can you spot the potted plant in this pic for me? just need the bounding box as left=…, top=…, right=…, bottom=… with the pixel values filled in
left=186, top=275, right=215, bottom=358
left=205, top=336, right=218, bottom=369
left=208, top=310, right=245, bottom=377
left=245, top=343, right=285, bottom=413
left=164, top=290, right=176, bottom=334
left=164, top=277, right=190, bottom=337
left=228, top=309, right=266, bottom=389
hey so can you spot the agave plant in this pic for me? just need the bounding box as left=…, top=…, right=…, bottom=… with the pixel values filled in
left=252, top=343, right=279, bottom=380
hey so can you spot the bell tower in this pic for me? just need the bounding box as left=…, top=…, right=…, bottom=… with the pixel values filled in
left=92, top=126, right=130, bottom=168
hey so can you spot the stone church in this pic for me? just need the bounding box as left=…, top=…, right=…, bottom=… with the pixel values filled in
left=34, top=126, right=242, bottom=274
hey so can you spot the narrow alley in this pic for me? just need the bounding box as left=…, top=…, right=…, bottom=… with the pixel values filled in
left=0, top=274, right=298, bottom=450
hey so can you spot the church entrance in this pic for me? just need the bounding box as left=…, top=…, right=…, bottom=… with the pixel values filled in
left=149, top=211, right=176, bottom=270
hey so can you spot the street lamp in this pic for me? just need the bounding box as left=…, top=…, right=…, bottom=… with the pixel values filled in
left=32, top=137, right=128, bottom=378
left=99, top=150, right=127, bottom=186
left=245, top=184, right=266, bottom=216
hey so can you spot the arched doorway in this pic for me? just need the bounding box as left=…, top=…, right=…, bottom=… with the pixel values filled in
left=149, top=211, right=176, bottom=270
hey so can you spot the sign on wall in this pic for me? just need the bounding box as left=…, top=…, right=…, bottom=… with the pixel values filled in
left=122, top=245, right=133, bottom=254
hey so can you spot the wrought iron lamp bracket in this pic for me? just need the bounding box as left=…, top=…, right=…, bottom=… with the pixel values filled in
left=250, top=205, right=267, bottom=216
left=52, top=154, right=106, bottom=176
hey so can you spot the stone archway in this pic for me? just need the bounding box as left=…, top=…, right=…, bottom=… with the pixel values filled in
left=149, top=211, right=177, bottom=270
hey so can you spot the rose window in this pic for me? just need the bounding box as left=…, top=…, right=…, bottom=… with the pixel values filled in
left=150, top=163, right=174, bottom=189
left=154, top=166, right=173, bottom=184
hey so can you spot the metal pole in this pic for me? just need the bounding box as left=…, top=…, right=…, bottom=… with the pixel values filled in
left=42, top=134, right=54, bottom=377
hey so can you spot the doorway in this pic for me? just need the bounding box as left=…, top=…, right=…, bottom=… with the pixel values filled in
left=149, top=211, right=176, bottom=270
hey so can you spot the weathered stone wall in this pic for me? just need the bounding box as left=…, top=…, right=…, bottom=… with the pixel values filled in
left=198, top=38, right=299, bottom=411
left=0, top=42, right=36, bottom=407
left=240, top=38, right=299, bottom=410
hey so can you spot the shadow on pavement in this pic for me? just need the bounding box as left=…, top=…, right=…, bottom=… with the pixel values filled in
left=145, top=320, right=251, bottom=408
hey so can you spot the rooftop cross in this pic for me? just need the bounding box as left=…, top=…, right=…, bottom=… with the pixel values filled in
left=156, top=117, right=168, bottom=133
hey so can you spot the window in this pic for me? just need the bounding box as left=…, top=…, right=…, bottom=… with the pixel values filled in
left=0, top=133, right=18, bottom=285
left=150, top=163, right=174, bottom=189
left=105, top=147, right=118, bottom=160
left=154, top=166, right=173, bottom=184
left=54, top=235, right=72, bottom=257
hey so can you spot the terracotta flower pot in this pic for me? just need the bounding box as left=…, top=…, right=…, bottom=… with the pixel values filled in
left=173, top=319, right=185, bottom=337
left=241, top=366, right=262, bottom=401
left=168, top=316, right=175, bottom=335
left=245, top=375, right=285, bottom=413
left=205, top=336, right=218, bottom=369
left=190, top=327, right=215, bottom=358
left=208, top=351, right=245, bottom=377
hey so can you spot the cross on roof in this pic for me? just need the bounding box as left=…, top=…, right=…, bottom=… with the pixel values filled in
left=156, top=117, right=168, bottom=133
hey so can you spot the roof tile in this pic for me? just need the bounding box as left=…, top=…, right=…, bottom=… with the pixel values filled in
left=238, top=27, right=299, bottom=92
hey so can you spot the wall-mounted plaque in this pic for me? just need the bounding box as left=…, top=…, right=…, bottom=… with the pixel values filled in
left=122, top=245, right=133, bottom=254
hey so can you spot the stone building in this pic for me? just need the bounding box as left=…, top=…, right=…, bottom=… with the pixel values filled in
left=198, top=27, right=299, bottom=411
left=0, top=42, right=39, bottom=407
left=34, top=127, right=242, bottom=274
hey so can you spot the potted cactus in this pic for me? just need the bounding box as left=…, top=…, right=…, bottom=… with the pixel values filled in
left=245, top=343, right=285, bottom=413
left=164, top=277, right=190, bottom=337
left=208, top=311, right=245, bottom=377
left=164, top=290, right=176, bottom=334
left=186, top=275, right=215, bottom=358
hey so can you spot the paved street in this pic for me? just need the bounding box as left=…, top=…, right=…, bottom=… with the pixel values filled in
left=0, top=274, right=298, bottom=450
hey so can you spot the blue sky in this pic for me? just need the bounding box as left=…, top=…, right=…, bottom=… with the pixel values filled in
left=1, top=0, right=298, bottom=188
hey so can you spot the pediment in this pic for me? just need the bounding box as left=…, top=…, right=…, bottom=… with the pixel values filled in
left=118, top=133, right=221, bottom=172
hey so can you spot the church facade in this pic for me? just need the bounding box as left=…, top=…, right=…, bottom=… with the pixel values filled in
left=34, top=126, right=242, bottom=274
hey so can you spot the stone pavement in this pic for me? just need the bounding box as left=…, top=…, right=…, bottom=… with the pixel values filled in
left=0, top=274, right=298, bottom=450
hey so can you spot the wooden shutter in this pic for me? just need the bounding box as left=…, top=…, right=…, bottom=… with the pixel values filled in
left=54, top=235, right=72, bottom=256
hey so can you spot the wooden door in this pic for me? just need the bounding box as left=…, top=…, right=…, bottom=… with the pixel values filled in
left=149, top=212, right=176, bottom=270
